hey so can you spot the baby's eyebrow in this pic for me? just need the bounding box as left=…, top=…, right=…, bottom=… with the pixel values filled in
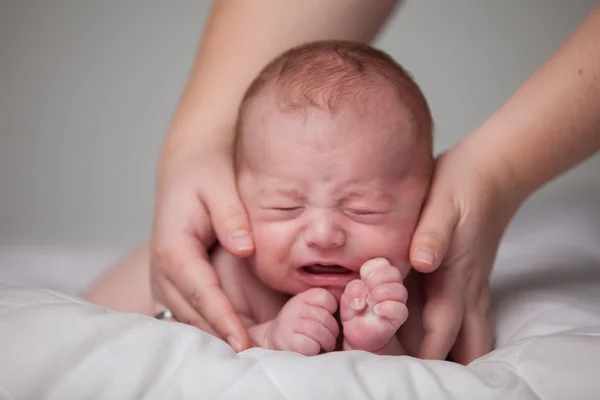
left=267, top=187, right=304, bottom=198
left=345, top=189, right=369, bottom=198
left=344, top=187, right=390, bottom=200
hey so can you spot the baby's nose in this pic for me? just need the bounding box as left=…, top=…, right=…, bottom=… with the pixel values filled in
left=303, top=209, right=345, bottom=249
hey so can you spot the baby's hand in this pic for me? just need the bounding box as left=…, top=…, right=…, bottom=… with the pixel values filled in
left=268, top=288, right=339, bottom=355
left=340, top=258, right=408, bottom=353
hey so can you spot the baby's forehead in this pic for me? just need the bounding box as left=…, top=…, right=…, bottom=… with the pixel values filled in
left=256, top=175, right=398, bottom=200
left=235, top=41, right=434, bottom=178
left=238, top=60, right=430, bottom=154
left=240, top=90, right=419, bottom=154
left=259, top=80, right=409, bottom=119
left=240, top=108, right=427, bottom=183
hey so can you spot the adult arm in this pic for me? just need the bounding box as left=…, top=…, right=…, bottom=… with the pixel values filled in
left=410, top=3, right=600, bottom=364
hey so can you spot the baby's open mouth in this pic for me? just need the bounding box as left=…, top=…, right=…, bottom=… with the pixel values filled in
left=301, top=264, right=353, bottom=275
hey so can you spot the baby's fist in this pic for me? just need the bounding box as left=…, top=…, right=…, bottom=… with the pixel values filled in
left=269, top=288, right=339, bottom=355
left=341, top=258, right=408, bottom=352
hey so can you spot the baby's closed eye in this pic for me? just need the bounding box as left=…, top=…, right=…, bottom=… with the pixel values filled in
left=344, top=209, right=380, bottom=216
left=259, top=204, right=305, bottom=220
left=271, top=206, right=302, bottom=212
left=342, top=208, right=390, bottom=223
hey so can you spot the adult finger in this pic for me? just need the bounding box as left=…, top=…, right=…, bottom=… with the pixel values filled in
left=153, top=235, right=253, bottom=352
left=410, top=188, right=459, bottom=274
left=417, top=267, right=465, bottom=360
left=200, top=164, right=255, bottom=258
left=451, top=284, right=494, bottom=364
left=154, top=275, right=219, bottom=337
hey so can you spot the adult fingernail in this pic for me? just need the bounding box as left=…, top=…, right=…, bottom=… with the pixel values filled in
left=413, top=248, right=435, bottom=266
left=227, top=336, right=242, bottom=352
left=351, top=298, right=364, bottom=310
left=230, top=230, right=253, bottom=252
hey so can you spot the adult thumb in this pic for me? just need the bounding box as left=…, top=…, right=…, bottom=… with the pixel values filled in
left=410, top=193, right=459, bottom=273
left=203, top=171, right=254, bottom=258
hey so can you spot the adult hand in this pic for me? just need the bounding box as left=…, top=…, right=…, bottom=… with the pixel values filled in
left=409, top=141, right=523, bottom=365
left=146, top=0, right=400, bottom=354
left=149, top=136, right=255, bottom=352
left=408, top=3, right=600, bottom=365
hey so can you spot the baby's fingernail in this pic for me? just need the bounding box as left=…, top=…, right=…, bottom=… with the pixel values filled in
left=351, top=298, right=364, bottom=310
left=413, top=248, right=435, bottom=266
left=229, top=230, right=254, bottom=252
left=373, top=304, right=381, bottom=316
left=226, top=336, right=242, bottom=352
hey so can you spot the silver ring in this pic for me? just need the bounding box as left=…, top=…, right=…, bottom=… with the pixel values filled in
left=154, top=309, right=174, bottom=320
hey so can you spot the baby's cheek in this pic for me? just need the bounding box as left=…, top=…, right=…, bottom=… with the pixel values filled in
left=252, top=222, right=291, bottom=254
left=250, top=223, right=303, bottom=294
left=250, top=221, right=295, bottom=273
left=357, top=226, right=412, bottom=273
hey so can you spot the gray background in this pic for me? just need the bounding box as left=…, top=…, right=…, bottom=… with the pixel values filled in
left=1, top=1, right=598, bottom=248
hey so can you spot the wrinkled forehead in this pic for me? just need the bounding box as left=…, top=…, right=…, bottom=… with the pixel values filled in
left=237, top=85, right=420, bottom=155
left=244, top=76, right=416, bottom=120
left=235, top=94, right=431, bottom=188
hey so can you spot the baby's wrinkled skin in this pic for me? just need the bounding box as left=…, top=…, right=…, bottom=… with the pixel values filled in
left=231, top=97, right=430, bottom=355
left=85, top=42, right=433, bottom=356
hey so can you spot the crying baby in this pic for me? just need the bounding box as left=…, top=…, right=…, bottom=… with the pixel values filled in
left=86, top=40, right=434, bottom=356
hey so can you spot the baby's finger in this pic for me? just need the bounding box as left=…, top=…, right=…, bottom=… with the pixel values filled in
left=365, top=266, right=402, bottom=291
left=360, top=257, right=392, bottom=281
left=370, top=282, right=408, bottom=305
left=300, top=305, right=340, bottom=339
left=373, top=300, right=409, bottom=324
left=343, top=279, right=367, bottom=311
left=302, top=288, right=338, bottom=314
left=288, top=334, right=321, bottom=356
left=296, top=319, right=337, bottom=352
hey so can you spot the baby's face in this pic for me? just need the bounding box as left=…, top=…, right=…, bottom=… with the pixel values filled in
left=237, top=100, right=430, bottom=299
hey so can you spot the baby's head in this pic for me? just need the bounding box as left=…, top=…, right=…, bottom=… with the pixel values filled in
left=235, top=40, right=433, bottom=299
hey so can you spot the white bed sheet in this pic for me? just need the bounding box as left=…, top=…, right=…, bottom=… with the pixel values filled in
left=1, top=192, right=600, bottom=399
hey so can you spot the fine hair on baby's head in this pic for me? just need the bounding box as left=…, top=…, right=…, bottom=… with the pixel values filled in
left=235, top=40, right=434, bottom=174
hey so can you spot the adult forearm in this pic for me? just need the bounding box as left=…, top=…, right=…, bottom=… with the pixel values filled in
left=467, top=4, right=600, bottom=201
left=162, top=0, right=399, bottom=159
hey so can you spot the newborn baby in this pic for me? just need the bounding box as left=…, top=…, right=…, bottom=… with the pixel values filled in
left=86, top=40, right=434, bottom=356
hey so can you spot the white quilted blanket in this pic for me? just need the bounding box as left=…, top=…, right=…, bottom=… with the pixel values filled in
left=1, top=192, right=599, bottom=399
